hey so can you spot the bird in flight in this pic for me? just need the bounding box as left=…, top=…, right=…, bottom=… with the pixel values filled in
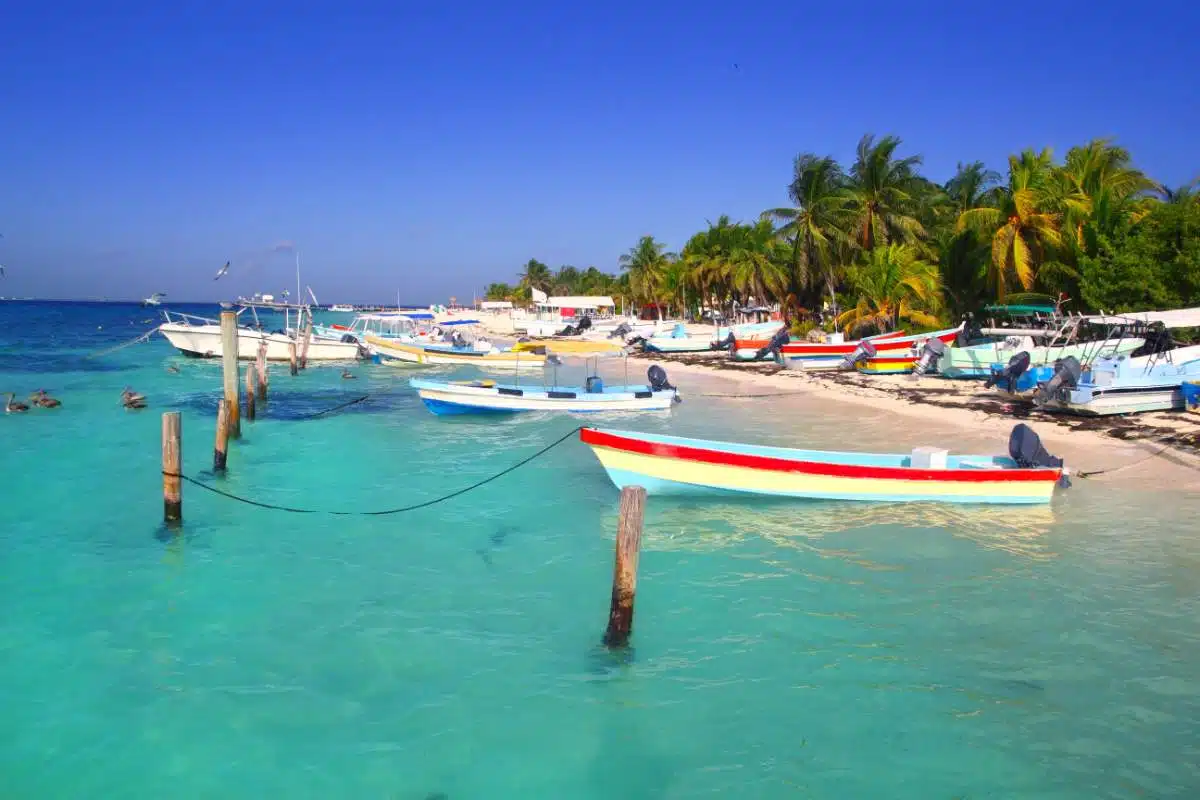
left=214, top=260, right=231, bottom=281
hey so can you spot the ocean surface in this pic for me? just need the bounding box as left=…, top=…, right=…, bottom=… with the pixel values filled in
left=2, top=300, right=1198, bottom=799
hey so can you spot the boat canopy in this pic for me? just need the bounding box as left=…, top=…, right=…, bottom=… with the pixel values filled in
left=983, top=293, right=1059, bottom=315
left=536, top=296, right=615, bottom=310
left=1085, top=306, right=1200, bottom=328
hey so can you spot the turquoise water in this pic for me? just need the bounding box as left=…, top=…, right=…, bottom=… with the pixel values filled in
left=2, top=301, right=1199, bottom=798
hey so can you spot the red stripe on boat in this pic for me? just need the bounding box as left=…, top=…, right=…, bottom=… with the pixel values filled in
left=780, top=327, right=958, bottom=355
left=579, top=428, right=1058, bottom=483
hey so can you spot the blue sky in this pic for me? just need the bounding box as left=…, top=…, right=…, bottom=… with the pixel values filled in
left=1, top=1, right=1197, bottom=302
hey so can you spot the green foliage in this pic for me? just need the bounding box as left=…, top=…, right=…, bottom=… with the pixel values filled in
left=493, top=139, right=1196, bottom=319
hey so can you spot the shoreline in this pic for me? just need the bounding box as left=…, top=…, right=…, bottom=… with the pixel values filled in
left=624, top=350, right=1200, bottom=490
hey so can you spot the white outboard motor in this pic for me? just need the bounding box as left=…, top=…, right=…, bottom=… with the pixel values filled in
left=1033, top=356, right=1082, bottom=407
left=841, top=339, right=877, bottom=369
left=985, top=351, right=1032, bottom=392
left=911, top=337, right=947, bottom=377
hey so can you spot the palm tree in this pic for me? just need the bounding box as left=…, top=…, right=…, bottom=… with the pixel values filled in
left=836, top=244, right=942, bottom=334
left=618, top=235, right=675, bottom=317
left=956, top=148, right=1063, bottom=300
left=554, top=265, right=581, bottom=294
left=517, top=259, right=553, bottom=298
left=726, top=219, right=789, bottom=309
left=939, top=162, right=1000, bottom=314
left=1157, top=178, right=1200, bottom=205
left=845, top=134, right=926, bottom=250
left=1055, top=138, right=1157, bottom=252
left=764, top=154, right=852, bottom=314
left=484, top=282, right=513, bottom=301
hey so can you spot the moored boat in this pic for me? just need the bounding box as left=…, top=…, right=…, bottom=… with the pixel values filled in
left=579, top=425, right=1066, bottom=504
left=412, top=368, right=679, bottom=415
left=158, top=308, right=361, bottom=361
left=367, top=335, right=546, bottom=370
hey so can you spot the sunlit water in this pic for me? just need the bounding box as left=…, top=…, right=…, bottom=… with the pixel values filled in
left=1, top=301, right=1198, bottom=798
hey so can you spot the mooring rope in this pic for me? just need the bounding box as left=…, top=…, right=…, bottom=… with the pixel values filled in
left=1076, top=440, right=1180, bottom=478
left=86, top=326, right=159, bottom=358
left=294, top=394, right=370, bottom=419
left=163, top=425, right=584, bottom=515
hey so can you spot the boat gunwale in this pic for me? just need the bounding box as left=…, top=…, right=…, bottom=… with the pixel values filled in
left=580, top=428, right=1061, bottom=483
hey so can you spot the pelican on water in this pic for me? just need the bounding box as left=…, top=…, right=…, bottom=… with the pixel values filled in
left=121, top=387, right=147, bottom=409
left=30, top=389, right=61, bottom=408
left=5, top=393, right=29, bottom=413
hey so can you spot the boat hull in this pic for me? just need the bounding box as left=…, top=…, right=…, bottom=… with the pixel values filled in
left=856, top=355, right=924, bottom=375
left=580, top=428, right=1060, bottom=504
left=939, top=338, right=1144, bottom=378
left=158, top=324, right=361, bottom=361
left=368, top=336, right=546, bottom=371
left=413, top=380, right=677, bottom=414
left=780, top=327, right=958, bottom=371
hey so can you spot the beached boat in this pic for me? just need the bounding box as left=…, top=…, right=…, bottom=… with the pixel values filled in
left=936, top=323, right=1142, bottom=376
left=157, top=308, right=362, bottom=361
left=366, top=335, right=546, bottom=370
left=514, top=338, right=628, bottom=356
left=1034, top=346, right=1200, bottom=415
left=855, top=353, right=925, bottom=375
left=412, top=368, right=679, bottom=415
left=641, top=322, right=725, bottom=353
left=782, top=326, right=962, bottom=371
left=579, top=425, right=1065, bottom=504
left=728, top=322, right=790, bottom=360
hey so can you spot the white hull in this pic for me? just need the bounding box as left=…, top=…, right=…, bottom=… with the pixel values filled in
left=158, top=323, right=361, bottom=361
left=1052, top=387, right=1184, bottom=416
left=413, top=380, right=676, bottom=413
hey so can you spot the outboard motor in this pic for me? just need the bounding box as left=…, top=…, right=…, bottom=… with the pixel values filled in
left=452, top=331, right=468, bottom=349
left=911, top=337, right=947, bottom=377
left=713, top=332, right=736, bottom=352
left=956, top=314, right=974, bottom=348
left=626, top=335, right=647, bottom=349
left=1135, top=322, right=1173, bottom=356
left=647, top=365, right=682, bottom=402
left=754, top=327, right=791, bottom=361
left=840, top=339, right=877, bottom=369
left=560, top=324, right=577, bottom=336
left=1033, top=355, right=1082, bottom=407
left=1008, top=423, right=1063, bottom=468
left=985, top=351, right=1032, bottom=392
left=609, top=322, right=632, bottom=340
left=340, top=333, right=359, bottom=344
left=585, top=375, right=604, bottom=393
left=576, top=316, right=592, bottom=332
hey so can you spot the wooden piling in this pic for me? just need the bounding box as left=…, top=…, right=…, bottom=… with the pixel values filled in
left=603, top=486, right=646, bottom=649
left=244, top=366, right=256, bottom=421
left=213, top=399, right=230, bottom=472
left=289, top=341, right=299, bottom=376
left=162, top=412, right=182, bottom=524
left=219, top=310, right=241, bottom=437
left=298, top=314, right=313, bottom=370
left=255, top=339, right=268, bottom=400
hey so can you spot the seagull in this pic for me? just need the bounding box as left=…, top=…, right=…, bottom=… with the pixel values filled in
left=214, top=260, right=231, bottom=281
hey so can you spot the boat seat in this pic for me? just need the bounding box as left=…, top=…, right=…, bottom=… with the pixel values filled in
left=634, top=390, right=653, bottom=399
left=497, top=387, right=524, bottom=396
left=548, top=390, right=577, bottom=399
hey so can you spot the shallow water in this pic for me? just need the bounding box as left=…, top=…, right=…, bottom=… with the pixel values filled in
left=2, top=301, right=1198, bottom=798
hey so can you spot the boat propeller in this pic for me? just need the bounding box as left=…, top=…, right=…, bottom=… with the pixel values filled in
left=985, top=351, right=1031, bottom=392
left=1033, top=356, right=1082, bottom=407
left=910, top=337, right=947, bottom=378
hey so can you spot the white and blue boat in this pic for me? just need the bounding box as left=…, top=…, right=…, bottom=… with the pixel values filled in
left=411, top=367, right=680, bottom=415
left=642, top=322, right=721, bottom=353
left=1035, top=345, right=1200, bottom=415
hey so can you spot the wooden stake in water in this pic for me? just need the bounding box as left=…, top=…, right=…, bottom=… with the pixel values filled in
left=219, top=310, right=241, bottom=438
left=603, top=485, right=646, bottom=649
left=213, top=399, right=230, bottom=472
left=244, top=367, right=256, bottom=421
left=162, top=411, right=182, bottom=524
left=298, top=313, right=314, bottom=370
left=255, top=339, right=268, bottom=400
left=289, top=341, right=299, bottom=376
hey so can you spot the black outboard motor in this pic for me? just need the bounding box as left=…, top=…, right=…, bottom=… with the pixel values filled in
left=911, top=337, right=947, bottom=377
left=1135, top=322, right=1173, bottom=356
left=1033, top=355, right=1082, bottom=407
left=985, top=351, right=1032, bottom=392
left=626, top=335, right=647, bottom=349
left=1008, top=423, right=1063, bottom=468
left=647, top=365, right=682, bottom=402
left=576, top=316, right=592, bottom=333
left=841, top=339, right=877, bottom=369
left=340, top=333, right=359, bottom=344
left=956, top=314, right=974, bottom=348
left=713, top=332, right=736, bottom=352
left=754, top=327, right=791, bottom=361
left=559, top=324, right=577, bottom=336
left=609, top=322, right=632, bottom=340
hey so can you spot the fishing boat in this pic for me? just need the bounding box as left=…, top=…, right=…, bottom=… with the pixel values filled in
left=412, top=366, right=679, bottom=415
left=1033, top=346, right=1200, bottom=416
left=727, top=322, right=790, bottom=360
left=366, top=335, right=546, bottom=370
left=329, top=303, right=356, bottom=312
left=855, top=353, right=924, bottom=375
left=157, top=307, right=362, bottom=361
left=781, top=326, right=961, bottom=371
left=141, top=292, right=166, bottom=307
left=515, top=338, right=628, bottom=356
left=580, top=424, right=1065, bottom=504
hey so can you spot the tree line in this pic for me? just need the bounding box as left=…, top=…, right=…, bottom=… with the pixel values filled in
left=484, top=134, right=1200, bottom=333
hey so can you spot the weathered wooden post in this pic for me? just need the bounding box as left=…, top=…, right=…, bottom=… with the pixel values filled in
left=219, top=310, right=241, bottom=437
left=213, top=400, right=230, bottom=472
left=298, top=313, right=314, bottom=370
left=162, top=411, right=182, bottom=524
left=289, top=341, right=299, bottom=376
left=603, top=486, right=646, bottom=649
left=255, top=339, right=268, bottom=400
left=244, top=366, right=256, bottom=421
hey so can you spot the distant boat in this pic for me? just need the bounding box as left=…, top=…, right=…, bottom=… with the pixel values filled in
left=329, top=303, right=356, bottom=312
left=579, top=426, right=1066, bottom=505
left=142, top=292, right=166, bottom=307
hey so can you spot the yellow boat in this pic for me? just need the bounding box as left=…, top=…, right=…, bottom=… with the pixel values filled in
left=513, top=338, right=626, bottom=356
left=366, top=336, right=546, bottom=371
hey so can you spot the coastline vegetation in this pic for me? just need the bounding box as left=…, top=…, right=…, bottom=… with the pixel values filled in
left=484, top=134, right=1200, bottom=333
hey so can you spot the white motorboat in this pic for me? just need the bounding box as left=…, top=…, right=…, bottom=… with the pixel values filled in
left=157, top=306, right=362, bottom=361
